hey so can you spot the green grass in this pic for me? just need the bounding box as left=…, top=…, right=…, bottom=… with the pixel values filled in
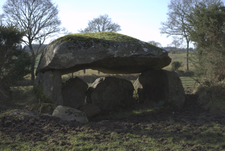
left=9, top=86, right=40, bottom=111
left=90, top=103, right=163, bottom=121
left=1, top=121, right=225, bottom=150
left=180, top=76, right=197, bottom=91
left=163, top=51, right=196, bottom=71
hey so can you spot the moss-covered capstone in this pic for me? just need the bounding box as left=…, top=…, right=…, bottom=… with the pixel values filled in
left=36, top=32, right=171, bottom=75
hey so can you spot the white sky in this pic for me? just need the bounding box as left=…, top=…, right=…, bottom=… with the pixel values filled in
left=54, top=0, right=173, bottom=47
left=0, top=0, right=225, bottom=47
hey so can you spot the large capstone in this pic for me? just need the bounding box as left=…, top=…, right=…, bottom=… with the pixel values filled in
left=36, top=32, right=171, bottom=75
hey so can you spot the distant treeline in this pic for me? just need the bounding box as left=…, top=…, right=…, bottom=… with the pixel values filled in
left=162, top=47, right=195, bottom=51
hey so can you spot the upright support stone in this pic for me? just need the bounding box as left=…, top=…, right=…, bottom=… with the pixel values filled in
left=42, top=70, right=63, bottom=106
left=166, top=71, right=185, bottom=108
left=134, top=69, right=185, bottom=108
left=86, top=77, right=134, bottom=111
left=62, top=77, right=88, bottom=109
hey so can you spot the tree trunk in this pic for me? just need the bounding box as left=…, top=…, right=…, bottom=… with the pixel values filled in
left=29, top=43, right=35, bottom=84
left=186, top=40, right=189, bottom=71
left=31, top=54, right=35, bottom=83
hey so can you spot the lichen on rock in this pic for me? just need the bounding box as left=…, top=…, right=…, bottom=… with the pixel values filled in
left=39, top=103, right=56, bottom=115
left=52, top=105, right=88, bottom=123
left=36, top=32, right=171, bottom=75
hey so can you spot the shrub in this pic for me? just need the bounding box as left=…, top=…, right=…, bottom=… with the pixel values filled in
left=194, top=81, right=225, bottom=112
left=189, top=2, right=225, bottom=83
left=171, top=61, right=182, bottom=71
left=176, top=70, right=194, bottom=77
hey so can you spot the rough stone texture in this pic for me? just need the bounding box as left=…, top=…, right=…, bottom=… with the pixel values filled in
left=79, top=103, right=101, bottom=118
left=39, top=103, right=56, bottom=115
left=86, top=77, right=134, bottom=111
left=134, top=69, right=185, bottom=108
left=52, top=105, right=88, bottom=123
left=166, top=71, right=185, bottom=108
left=62, top=77, right=88, bottom=109
left=35, top=70, right=63, bottom=106
left=35, top=72, right=44, bottom=85
left=36, top=32, right=171, bottom=75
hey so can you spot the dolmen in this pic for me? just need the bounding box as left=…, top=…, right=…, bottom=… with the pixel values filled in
left=34, top=32, right=185, bottom=122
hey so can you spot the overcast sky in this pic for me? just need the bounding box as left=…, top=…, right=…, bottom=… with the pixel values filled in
left=0, top=0, right=224, bottom=47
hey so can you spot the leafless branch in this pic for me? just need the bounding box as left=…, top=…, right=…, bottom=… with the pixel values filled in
left=3, top=0, right=65, bottom=81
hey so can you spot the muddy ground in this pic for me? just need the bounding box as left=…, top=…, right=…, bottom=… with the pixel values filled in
left=1, top=94, right=225, bottom=150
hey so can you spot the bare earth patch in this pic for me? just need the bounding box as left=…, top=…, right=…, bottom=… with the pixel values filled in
left=1, top=94, right=225, bottom=150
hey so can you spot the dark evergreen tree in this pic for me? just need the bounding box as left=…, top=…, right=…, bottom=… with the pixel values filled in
left=0, top=24, right=32, bottom=101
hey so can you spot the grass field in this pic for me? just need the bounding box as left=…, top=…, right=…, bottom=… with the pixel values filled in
left=163, top=50, right=196, bottom=71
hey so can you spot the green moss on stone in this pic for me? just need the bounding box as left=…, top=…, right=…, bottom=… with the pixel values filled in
left=50, top=32, right=164, bottom=51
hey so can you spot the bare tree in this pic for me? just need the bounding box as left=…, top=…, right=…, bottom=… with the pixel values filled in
left=78, top=14, right=121, bottom=33
left=0, top=14, right=4, bottom=24
left=148, top=41, right=162, bottom=47
left=171, top=37, right=182, bottom=49
left=3, top=0, right=64, bottom=81
left=160, top=0, right=221, bottom=71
